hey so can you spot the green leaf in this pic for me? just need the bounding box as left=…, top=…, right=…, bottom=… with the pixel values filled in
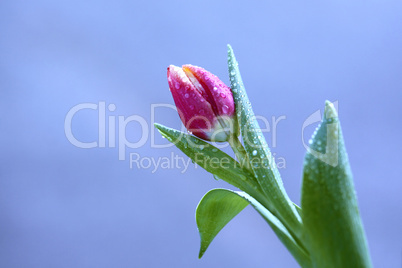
left=196, top=189, right=249, bottom=258
left=197, top=189, right=311, bottom=267
left=154, top=123, right=260, bottom=195
left=227, top=45, right=301, bottom=235
left=293, top=203, right=302, bottom=216
left=301, top=101, right=372, bottom=267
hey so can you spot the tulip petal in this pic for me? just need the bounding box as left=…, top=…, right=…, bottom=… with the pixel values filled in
left=168, top=65, right=223, bottom=141
left=183, top=65, right=235, bottom=119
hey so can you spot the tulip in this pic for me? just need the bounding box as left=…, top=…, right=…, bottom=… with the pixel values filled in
left=167, top=64, right=237, bottom=142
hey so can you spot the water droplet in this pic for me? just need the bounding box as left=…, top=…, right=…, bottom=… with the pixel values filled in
left=184, top=93, right=189, bottom=98
left=189, top=105, right=194, bottom=110
left=252, top=150, right=257, bottom=156
left=185, top=85, right=190, bottom=90
left=175, top=82, right=180, bottom=89
left=212, top=148, right=218, bottom=152
left=222, top=105, right=229, bottom=113
left=199, top=145, right=204, bottom=150
left=220, top=93, right=226, bottom=98
left=199, top=109, right=205, bottom=115
left=231, top=70, right=235, bottom=75
left=200, top=98, right=205, bottom=102
left=213, top=87, right=218, bottom=91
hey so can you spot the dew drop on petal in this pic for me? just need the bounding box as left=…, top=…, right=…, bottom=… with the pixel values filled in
left=213, top=87, right=218, bottom=91
left=200, top=98, right=205, bottom=102
left=175, top=82, right=180, bottom=89
left=252, top=150, right=257, bottom=156
left=222, top=105, right=229, bottom=113
left=220, top=93, right=226, bottom=98
left=184, top=93, right=189, bottom=98
left=199, top=109, right=205, bottom=115
left=189, top=105, right=194, bottom=110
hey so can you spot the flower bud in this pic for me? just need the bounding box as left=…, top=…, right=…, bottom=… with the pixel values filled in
left=167, top=64, right=237, bottom=142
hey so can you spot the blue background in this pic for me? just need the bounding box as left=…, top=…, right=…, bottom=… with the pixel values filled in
left=1, top=0, right=401, bottom=267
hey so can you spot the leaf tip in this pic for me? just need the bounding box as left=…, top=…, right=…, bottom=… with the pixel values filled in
left=154, top=122, right=162, bottom=129
left=227, top=45, right=235, bottom=59
left=324, top=100, right=338, bottom=121
left=198, top=246, right=206, bottom=259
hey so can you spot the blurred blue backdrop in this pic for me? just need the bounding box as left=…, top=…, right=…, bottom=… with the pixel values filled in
left=1, top=0, right=401, bottom=267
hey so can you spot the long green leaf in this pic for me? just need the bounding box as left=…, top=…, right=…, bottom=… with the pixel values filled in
left=227, top=45, right=301, bottom=234
left=301, top=101, right=372, bottom=267
left=154, top=123, right=260, bottom=195
left=196, top=188, right=311, bottom=267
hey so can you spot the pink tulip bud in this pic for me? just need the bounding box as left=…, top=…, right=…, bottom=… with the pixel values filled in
left=167, top=64, right=237, bottom=142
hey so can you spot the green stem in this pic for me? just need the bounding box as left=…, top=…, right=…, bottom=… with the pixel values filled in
left=228, top=134, right=250, bottom=169
left=229, top=135, right=310, bottom=264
